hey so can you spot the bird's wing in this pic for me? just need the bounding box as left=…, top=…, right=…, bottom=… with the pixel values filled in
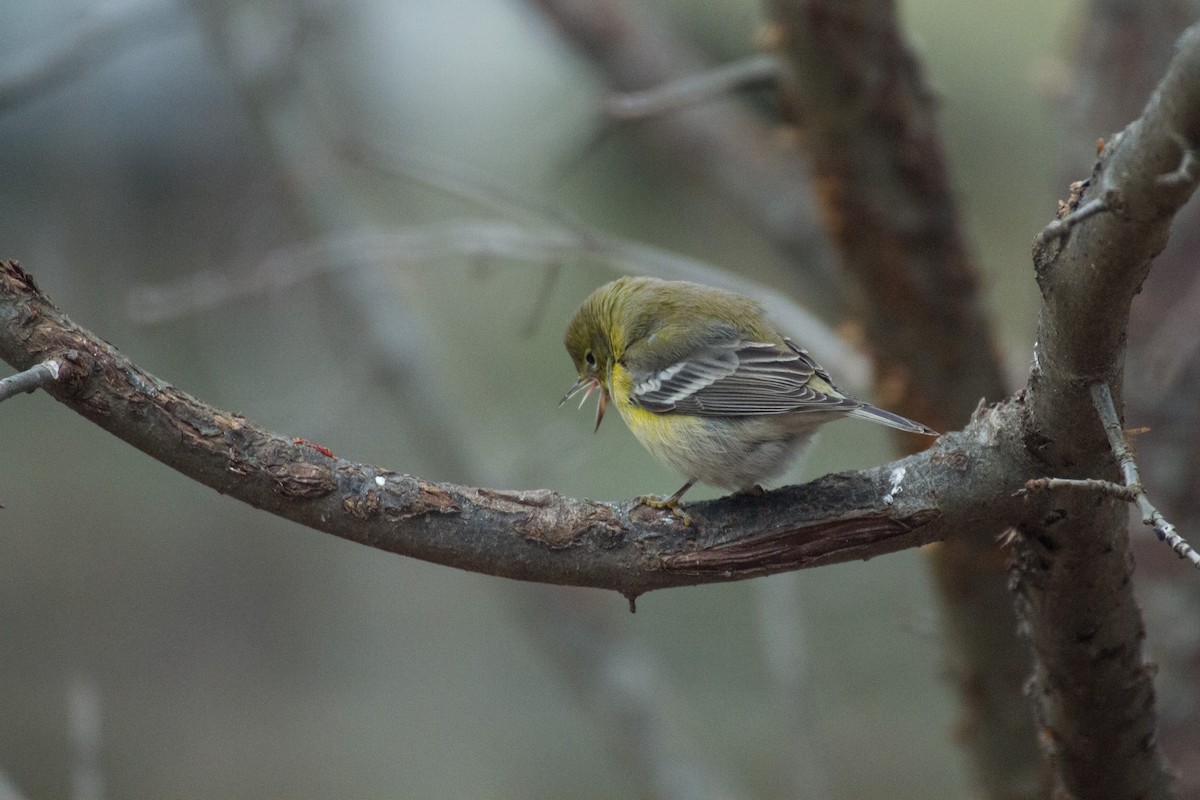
left=628, top=336, right=859, bottom=416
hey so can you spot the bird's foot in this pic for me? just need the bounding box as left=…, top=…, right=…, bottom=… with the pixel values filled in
left=732, top=484, right=765, bottom=497
left=633, top=494, right=692, bottom=526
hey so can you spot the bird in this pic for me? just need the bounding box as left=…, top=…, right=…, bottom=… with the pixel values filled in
left=561, top=276, right=937, bottom=517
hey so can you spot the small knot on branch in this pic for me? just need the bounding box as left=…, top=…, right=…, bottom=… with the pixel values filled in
left=1036, top=188, right=1124, bottom=247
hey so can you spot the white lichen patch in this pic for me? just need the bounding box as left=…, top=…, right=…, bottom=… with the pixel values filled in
left=883, top=466, right=906, bottom=505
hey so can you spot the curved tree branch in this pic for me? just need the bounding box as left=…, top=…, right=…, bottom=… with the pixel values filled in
left=0, top=259, right=1022, bottom=603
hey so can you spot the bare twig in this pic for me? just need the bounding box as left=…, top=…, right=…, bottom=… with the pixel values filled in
left=528, top=0, right=842, bottom=315
left=1036, top=188, right=1123, bottom=244
left=1153, top=130, right=1200, bottom=196
left=337, top=140, right=572, bottom=229
left=606, top=54, right=782, bottom=120
left=336, top=142, right=852, bottom=359
left=1021, top=476, right=1138, bottom=500
left=0, top=358, right=60, bottom=403
left=1156, top=143, right=1200, bottom=190
left=1091, top=382, right=1200, bottom=567
left=127, top=223, right=870, bottom=392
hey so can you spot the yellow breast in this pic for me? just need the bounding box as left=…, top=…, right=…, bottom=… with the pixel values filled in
left=606, top=361, right=815, bottom=491
left=609, top=362, right=704, bottom=451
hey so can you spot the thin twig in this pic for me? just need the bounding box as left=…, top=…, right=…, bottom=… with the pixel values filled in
left=1021, top=476, right=1139, bottom=500
left=1156, top=148, right=1199, bottom=189
left=0, top=358, right=60, bottom=403
left=126, top=223, right=871, bottom=391
left=529, top=0, right=843, bottom=314
left=337, top=140, right=573, bottom=228
left=1091, top=382, right=1200, bottom=567
left=1155, top=132, right=1200, bottom=191
left=1028, top=386, right=1200, bottom=568
left=606, top=54, right=782, bottom=120
left=1037, top=188, right=1123, bottom=244
left=751, top=577, right=834, bottom=800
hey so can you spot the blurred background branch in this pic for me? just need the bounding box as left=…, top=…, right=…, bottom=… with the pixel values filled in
left=128, top=223, right=867, bottom=389
left=0, top=0, right=181, bottom=110
left=529, top=0, right=844, bottom=316
left=761, top=1, right=1040, bottom=796
left=0, top=772, right=28, bottom=800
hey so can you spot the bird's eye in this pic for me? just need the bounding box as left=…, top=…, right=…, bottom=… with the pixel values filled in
left=585, top=350, right=596, bottom=366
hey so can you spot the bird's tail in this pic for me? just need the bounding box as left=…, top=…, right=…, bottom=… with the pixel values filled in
left=849, top=404, right=939, bottom=436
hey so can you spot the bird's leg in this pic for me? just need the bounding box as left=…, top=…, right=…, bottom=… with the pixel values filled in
left=732, top=484, right=764, bottom=497
left=634, top=479, right=696, bottom=525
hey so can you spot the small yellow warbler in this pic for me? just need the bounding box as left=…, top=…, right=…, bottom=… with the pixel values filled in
left=562, top=276, right=937, bottom=513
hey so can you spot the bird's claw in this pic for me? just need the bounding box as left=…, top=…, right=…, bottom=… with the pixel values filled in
left=633, top=494, right=692, bottom=526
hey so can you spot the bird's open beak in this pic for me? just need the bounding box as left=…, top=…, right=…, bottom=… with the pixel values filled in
left=560, top=375, right=610, bottom=432
left=593, top=386, right=609, bottom=432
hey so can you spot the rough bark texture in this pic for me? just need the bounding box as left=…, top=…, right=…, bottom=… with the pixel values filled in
left=1072, top=5, right=1200, bottom=790
left=1017, top=22, right=1200, bottom=800
left=0, top=258, right=1017, bottom=601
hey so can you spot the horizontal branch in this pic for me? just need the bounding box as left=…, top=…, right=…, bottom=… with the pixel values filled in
left=126, top=222, right=869, bottom=389
left=0, top=260, right=1025, bottom=600
left=605, top=54, right=782, bottom=120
